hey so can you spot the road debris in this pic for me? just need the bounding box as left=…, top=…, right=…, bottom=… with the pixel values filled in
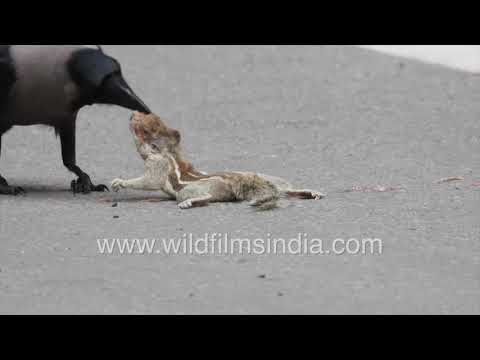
left=435, top=177, right=464, bottom=184
left=343, top=185, right=406, bottom=193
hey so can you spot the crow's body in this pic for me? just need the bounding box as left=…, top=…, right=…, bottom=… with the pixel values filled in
left=0, top=45, right=151, bottom=195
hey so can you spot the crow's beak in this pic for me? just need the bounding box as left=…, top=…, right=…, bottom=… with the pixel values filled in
left=96, top=73, right=151, bottom=114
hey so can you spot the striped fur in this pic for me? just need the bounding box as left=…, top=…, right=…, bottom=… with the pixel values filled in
left=112, top=112, right=325, bottom=210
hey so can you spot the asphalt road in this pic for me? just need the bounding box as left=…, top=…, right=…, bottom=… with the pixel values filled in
left=0, top=45, right=479, bottom=314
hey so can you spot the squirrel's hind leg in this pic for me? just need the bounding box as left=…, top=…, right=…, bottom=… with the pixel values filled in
left=178, top=194, right=213, bottom=209
left=285, top=190, right=326, bottom=200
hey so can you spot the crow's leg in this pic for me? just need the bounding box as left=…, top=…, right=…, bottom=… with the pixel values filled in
left=0, top=128, right=25, bottom=196
left=58, top=119, right=109, bottom=194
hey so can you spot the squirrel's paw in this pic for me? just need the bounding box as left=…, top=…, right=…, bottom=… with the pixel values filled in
left=111, top=179, right=126, bottom=192
left=311, top=191, right=326, bottom=200
left=178, top=199, right=194, bottom=209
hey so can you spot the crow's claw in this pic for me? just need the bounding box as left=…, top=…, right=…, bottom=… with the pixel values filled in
left=94, top=184, right=110, bottom=192
left=71, top=175, right=109, bottom=194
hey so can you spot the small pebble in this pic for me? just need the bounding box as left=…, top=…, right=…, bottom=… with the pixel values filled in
left=277, top=292, right=284, bottom=297
left=112, top=203, right=118, bottom=208
left=113, top=216, right=119, bottom=219
left=258, top=274, right=266, bottom=279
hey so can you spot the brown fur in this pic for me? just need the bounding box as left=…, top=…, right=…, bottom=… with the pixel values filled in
left=112, top=112, right=325, bottom=210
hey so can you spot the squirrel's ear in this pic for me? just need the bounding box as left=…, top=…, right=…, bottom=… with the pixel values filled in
left=171, top=129, right=181, bottom=144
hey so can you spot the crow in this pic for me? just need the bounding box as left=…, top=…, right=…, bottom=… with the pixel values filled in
left=0, top=45, right=151, bottom=195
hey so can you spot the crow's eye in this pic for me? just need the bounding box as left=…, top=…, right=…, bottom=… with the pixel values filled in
left=151, top=144, right=160, bottom=151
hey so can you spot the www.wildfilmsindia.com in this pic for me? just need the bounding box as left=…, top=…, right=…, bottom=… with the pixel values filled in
left=96, top=233, right=383, bottom=256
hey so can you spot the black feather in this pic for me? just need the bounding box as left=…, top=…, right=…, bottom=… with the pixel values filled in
left=0, top=45, right=16, bottom=111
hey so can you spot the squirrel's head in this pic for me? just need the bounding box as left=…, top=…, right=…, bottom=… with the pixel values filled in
left=130, top=112, right=181, bottom=159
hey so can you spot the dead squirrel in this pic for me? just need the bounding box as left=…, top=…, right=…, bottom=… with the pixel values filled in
left=112, top=112, right=325, bottom=210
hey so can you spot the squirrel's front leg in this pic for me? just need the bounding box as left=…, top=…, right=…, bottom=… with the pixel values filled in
left=111, top=177, right=148, bottom=192
left=111, top=176, right=167, bottom=192
left=111, top=177, right=173, bottom=200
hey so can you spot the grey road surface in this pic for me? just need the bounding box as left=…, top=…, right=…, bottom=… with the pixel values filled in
left=0, top=45, right=479, bottom=314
